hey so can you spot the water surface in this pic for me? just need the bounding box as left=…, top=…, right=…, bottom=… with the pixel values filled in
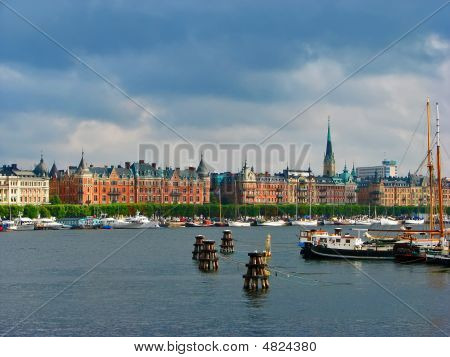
left=0, top=226, right=448, bottom=336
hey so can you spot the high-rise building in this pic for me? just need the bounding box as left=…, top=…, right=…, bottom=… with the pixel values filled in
left=356, top=160, right=398, bottom=179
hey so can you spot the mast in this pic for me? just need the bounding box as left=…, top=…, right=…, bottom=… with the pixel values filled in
left=218, top=187, right=222, bottom=222
left=308, top=170, right=312, bottom=218
left=435, top=102, right=445, bottom=243
left=295, top=179, right=299, bottom=220
left=426, top=98, right=434, bottom=240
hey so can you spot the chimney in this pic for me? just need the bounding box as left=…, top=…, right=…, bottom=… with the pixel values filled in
left=189, top=166, right=195, bottom=171
left=11, top=164, right=17, bottom=170
left=125, top=162, right=130, bottom=169
left=139, top=159, right=145, bottom=164
left=151, top=162, right=156, bottom=168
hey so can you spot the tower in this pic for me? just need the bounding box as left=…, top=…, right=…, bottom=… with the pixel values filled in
left=323, top=117, right=335, bottom=177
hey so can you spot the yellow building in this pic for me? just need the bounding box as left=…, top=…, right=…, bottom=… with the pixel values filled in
left=0, top=156, right=50, bottom=205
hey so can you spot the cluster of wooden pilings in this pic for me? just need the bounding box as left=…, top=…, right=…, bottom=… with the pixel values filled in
left=191, top=231, right=271, bottom=289
left=220, top=230, right=234, bottom=254
left=198, top=240, right=219, bottom=271
left=243, top=252, right=270, bottom=290
left=192, top=235, right=204, bottom=260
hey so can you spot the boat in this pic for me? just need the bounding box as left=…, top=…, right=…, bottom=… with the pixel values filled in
left=300, top=228, right=395, bottom=260
left=2, top=220, right=17, bottom=231
left=424, top=102, right=450, bottom=265
left=124, top=212, right=160, bottom=229
left=355, top=219, right=373, bottom=226
left=404, top=217, right=425, bottom=225
left=35, top=217, right=65, bottom=230
left=372, top=100, right=449, bottom=263
left=259, top=220, right=287, bottom=227
left=291, top=219, right=318, bottom=226
left=14, top=216, right=35, bottom=231
left=228, top=220, right=251, bottom=227
left=380, top=217, right=400, bottom=226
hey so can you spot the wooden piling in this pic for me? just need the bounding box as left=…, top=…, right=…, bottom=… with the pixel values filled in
left=243, top=252, right=270, bottom=290
left=192, top=235, right=204, bottom=260
left=198, top=240, right=219, bottom=271
left=220, top=229, right=234, bottom=254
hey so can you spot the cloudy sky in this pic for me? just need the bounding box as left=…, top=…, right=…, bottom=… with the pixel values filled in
left=0, top=0, right=449, bottom=175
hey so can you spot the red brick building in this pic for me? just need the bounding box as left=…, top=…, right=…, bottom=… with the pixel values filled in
left=50, top=153, right=210, bottom=205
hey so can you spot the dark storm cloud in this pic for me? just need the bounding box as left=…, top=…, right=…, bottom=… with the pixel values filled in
left=0, top=0, right=449, bottom=172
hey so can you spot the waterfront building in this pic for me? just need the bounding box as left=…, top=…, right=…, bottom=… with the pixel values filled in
left=315, top=164, right=357, bottom=204
left=216, top=163, right=316, bottom=205
left=357, top=174, right=450, bottom=207
left=50, top=153, right=210, bottom=205
left=356, top=160, right=398, bottom=179
left=0, top=155, right=50, bottom=205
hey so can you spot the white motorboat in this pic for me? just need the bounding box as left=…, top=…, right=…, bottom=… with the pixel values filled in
left=291, top=219, right=318, bottom=226
left=259, top=220, right=287, bottom=227
left=355, top=219, right=373, bottom=226
left=14, top=217, right=35, bottom=231
left=124, top=212, right=160, bottom=229
left=404, top=218, right=425, bottom=225
left=228, top=220, right=251, bottom=227
left=35, top=217, right=64, bottom=230
left=380, top=217, right=400, bottom=226
left=100, top=217, right=133, bottom=229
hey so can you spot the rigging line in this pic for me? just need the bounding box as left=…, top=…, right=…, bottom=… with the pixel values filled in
left=398, top=105, right=427, bottom=171
left=0, top=0, right=192, bottom=145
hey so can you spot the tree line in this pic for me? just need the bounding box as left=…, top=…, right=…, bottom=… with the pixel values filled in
left=1, top=203, right=448, bottom=219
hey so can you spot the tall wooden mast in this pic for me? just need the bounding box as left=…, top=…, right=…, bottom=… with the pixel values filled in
left=435, top=102, right=445, bottom=242
left=426, top=98, right=434, bottom=240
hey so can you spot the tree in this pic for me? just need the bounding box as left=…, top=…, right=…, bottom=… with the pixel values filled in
left=49, top=196, right=62, bottom=205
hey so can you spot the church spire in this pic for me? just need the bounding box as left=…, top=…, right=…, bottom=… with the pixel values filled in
left=323, top=116, right=335, bottom=177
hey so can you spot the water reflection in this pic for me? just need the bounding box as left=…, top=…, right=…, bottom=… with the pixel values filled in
left=243, top=289, right=269, bottom=308
left=426, top=267, right=450, bottom=290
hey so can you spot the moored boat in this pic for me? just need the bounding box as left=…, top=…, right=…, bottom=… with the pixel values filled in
left=228, top=220, right=251, bottom=227
left=291, top=219, right=317, bottom=226
left=259, top=219, right=287, bottom=227
left=300, top=228, right=395, bottom=260
left=14, top=217, right=35, bottom=231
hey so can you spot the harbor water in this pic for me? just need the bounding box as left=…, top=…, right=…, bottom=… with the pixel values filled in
left=0, top=226, right=449, bottom=336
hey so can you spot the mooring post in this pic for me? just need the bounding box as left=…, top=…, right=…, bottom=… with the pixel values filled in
left=198, top=240, right=219, bottom=271
left=192, top=235, right=204, bottom=260
left=243, top=251, right=270, bottom=290
left=220, top=229, right=234, bottom=254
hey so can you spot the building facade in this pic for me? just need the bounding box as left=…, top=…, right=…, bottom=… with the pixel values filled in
left=0, top=156, right=50, bottom=205
left=50, top=154, right=211, bottom=205
left=357, top=175, right=450, bottom=207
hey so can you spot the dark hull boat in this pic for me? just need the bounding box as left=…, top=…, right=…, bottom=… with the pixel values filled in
left=392, top=242, right=426, bottom=263
left=301, top=242, right=394, bottom=260
left=426, top=253, right=450, bottom=266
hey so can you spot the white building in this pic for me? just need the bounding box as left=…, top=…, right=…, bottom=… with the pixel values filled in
left=0, top=156, right=50, bottom=205
left=356, top=160, right=398, bottom=179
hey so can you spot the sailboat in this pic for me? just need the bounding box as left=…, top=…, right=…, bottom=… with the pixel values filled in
left=380, top=99, right=447, bottom=262
left=228, top=180, right=251, bottom=227
left=291, top=170, right=317, bottom=226
left=425, top=102, right=449, bottom=265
